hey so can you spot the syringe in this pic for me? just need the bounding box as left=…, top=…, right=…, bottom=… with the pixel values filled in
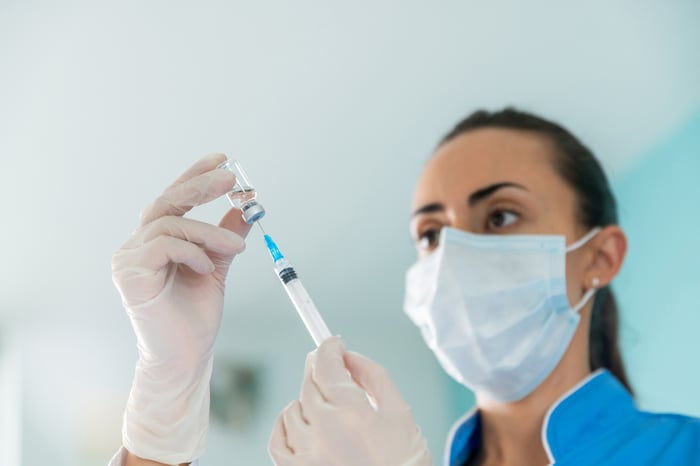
left=259, top=225, right=332, bottom=347
left=218, top=158, right=332, bottom=347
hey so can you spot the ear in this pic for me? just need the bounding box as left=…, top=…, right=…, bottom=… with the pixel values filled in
left=585, top=225, right=627, bottom=288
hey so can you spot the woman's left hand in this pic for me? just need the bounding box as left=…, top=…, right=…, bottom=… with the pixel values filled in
left=268, top=336, right=432, bottom=466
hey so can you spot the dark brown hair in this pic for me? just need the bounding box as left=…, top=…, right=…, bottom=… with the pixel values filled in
left=439, top=107, right=633, bottom=394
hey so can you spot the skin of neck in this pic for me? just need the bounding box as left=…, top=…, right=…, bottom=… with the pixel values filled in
left=473, top=303, right=593, bottom=466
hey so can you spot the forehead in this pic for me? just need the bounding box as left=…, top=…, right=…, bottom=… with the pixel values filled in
left=412, top=128, right=565, bottom=209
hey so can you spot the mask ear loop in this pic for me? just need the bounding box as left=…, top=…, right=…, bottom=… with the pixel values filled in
left=566, top=227, right=603, bottom=314
left=572, top=277, right=600, bottom=313
left=566, top=227, right=602, bottom=252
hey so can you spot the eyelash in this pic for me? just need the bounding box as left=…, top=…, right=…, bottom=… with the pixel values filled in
left=415, top=208, right=522, bottom=250
left=416, top=228, right=441, bottom=250
left=486, top=208, right=521, bottom=231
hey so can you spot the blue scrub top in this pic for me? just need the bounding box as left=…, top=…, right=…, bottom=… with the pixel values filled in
left=445, top=370, right=700, bottom=465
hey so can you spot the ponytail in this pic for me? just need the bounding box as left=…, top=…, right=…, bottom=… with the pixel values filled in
left=589, top=287, right=633, bottom=395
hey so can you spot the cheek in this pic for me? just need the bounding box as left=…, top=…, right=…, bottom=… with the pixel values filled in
left=564, top=251, right=586, bottom=305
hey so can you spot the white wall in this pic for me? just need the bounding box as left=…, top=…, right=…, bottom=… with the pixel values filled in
left=0, top=329, right=22, bottom=466
left=2, top=1, right=700, bottom=464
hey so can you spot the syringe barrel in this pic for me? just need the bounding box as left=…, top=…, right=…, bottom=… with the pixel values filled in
left=274, top=259, right=332, bottom=346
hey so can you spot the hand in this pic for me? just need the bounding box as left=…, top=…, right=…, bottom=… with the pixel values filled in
left=268, top=337, right=432, bottom=466
left=112, top=153, right=252, bottom=465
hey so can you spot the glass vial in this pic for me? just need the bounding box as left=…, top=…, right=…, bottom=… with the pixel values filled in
left=217, top=159, right=266, bottom=224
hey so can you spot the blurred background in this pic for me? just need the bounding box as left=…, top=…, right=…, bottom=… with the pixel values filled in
left=1, top=1, right=699, bottom=464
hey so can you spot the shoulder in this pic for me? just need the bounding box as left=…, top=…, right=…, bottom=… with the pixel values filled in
left=542, top=371, right=700, bottom=464
left=637, top=409, right=700, bottom=426
left=634, top=410, right=700, bottom=435
left=624, top=410, right=700, bottom=461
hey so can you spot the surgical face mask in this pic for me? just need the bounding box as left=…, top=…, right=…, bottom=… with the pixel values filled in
left=403, top=227, right=601, bottom=402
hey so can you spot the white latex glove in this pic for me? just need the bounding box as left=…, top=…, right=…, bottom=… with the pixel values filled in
left=112, top=153, right=251, bottom=465
left=268, top=336, right=433, bottom=466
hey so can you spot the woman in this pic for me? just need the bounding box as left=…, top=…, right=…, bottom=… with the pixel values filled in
left=268, top=108, right=700, bottom=465
left=111, top=109, right=700, bottom=466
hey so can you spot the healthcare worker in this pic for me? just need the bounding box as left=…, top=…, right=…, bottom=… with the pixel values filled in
left=110, top=109, right=700, bottom=466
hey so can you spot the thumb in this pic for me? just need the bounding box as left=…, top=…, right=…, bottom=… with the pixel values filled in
left=211, top=208, right=253, bottom=275
left=343, top=351, right=408, bottom=412
left=219, top=207, right=254, bottom=238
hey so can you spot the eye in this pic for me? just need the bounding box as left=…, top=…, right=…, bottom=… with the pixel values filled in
left=487, top=209, right=520, bottom=230
left=417, top=228, right=441, bottom=251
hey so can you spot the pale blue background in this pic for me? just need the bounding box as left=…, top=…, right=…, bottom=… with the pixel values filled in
left=615, top=109, right=700, bottom=416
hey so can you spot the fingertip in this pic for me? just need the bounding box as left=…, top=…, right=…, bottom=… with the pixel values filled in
left=313, top=336, right=347, bottom=382
left=219, top=208, right=254, bottom=238
left=305, top=349, right=316, bottom=365
left=268, top=414, right=293, bottom=459
left=200, top=258, right=217, bottom=275
left=342, top=351, right=368, bottom=378
left=318, top=335, right=345, bottom=355
left=343, top=350, right=363, bottom=365
left=283, top=399, right=300, bottom=413
left=211, top=167, right=236, bottom=190
left=343, top=350, right=382, bottom=374
left=205, top=152, right=227, bottom=164
left=168, top=153, right=230, bottom=193
left=342, top=351, right=404, bottom=408
left=212, top=164, right=235, bottom=177
left=192, top=153, right=228, bottom=179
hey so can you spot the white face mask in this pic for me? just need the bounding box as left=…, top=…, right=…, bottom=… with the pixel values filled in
left=403, top=227, right=601, bottom=402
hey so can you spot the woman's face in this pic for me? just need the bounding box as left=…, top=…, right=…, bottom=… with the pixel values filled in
left=410, top=127, right=592, bottom=301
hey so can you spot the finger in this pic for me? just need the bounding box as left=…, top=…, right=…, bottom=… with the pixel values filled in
left=219, top=207, right=254, bottom=238
left=269, top=412, right=295, bottom=464
left=343, top=351, right=408, bottom=412
left=206, top=208, right=255, bottom=276
left=281, top=400, right=311, bottom=454
left=124, top=216, right=245, bottom=255
left=126, top=235, right=215, bottom=275
left=168, top=153, right=228, bottom=189
left=312, top=336, right=371, bottom=410
left=300, top=351, right=327, bottom=417
left=139, top=168, right=235, bottom=227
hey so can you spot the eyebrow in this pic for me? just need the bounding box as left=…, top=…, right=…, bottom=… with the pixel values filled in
left=411, top=182, right=528, bottom=217
left=468, top=182, right=528, bottom=206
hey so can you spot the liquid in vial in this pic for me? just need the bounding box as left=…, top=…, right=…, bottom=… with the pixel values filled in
left=217, top=158, right=266, bottom=223
left=226, top=186, right=257, bottom=210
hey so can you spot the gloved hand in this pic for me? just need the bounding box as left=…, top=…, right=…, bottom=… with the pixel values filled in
left=112, top=153, right=252, bottom=465
left=268, top=337, right=433, bottom=466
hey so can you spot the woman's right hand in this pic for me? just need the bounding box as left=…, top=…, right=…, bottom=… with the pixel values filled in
left=112, top=153, right=252, bottom=465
